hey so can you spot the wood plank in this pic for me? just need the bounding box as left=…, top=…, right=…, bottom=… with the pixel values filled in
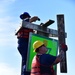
left=40, top=19, right=55, bottom=27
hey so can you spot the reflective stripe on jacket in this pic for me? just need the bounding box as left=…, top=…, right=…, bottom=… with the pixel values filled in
left=31, top=56, right=41, bottom=75
left=17, top=27, right=33, bottom=38
left=31, top=55, right=55, bottom=75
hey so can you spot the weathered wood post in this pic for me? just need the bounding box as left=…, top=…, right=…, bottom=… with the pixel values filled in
left=57, top=14, right=67, bottom=73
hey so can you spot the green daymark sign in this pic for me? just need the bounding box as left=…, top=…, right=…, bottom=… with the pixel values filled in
left=26, top=32, right=58, bottom=73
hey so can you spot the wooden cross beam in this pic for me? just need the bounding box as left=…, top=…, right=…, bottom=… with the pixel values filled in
left=57, top=14, right=67, bottom=73
left=15, top=20, right=67, bottom=38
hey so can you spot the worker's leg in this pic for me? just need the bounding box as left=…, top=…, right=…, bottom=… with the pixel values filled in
left=17, top=38, right=30, bottom=75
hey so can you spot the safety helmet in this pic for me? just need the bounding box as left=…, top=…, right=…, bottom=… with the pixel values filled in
left=20, top=12, right=31, bottom=20
left=33, top=40, right=44, bottom=52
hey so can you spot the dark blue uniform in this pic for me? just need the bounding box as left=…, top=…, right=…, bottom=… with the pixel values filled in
left=38, top=54, right=56, bottom=74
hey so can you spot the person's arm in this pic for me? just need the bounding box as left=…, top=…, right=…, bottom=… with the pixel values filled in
left=53, top=44, right=68, bottom=64
left=53, top=50, right=64, bottom=64
left=29, top=16, right=40, bottom=23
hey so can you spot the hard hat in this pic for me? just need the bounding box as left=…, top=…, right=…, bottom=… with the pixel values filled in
left=20, top=12, right=31, bottom=20
left=33, top=40, right=44, bottom=52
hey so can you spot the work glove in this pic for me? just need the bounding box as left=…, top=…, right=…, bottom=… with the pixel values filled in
left=61, top=44, right=68, bottom=52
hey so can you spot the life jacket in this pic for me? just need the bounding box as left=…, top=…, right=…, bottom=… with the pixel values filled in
left=31, top=55, right=41, bottom=75
left=30, top=55, right=55, bottom=75
left=17, top=27, right=33, bottom=38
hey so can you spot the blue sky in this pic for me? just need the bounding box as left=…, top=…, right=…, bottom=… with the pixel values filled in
left=0, top=0, right=75, bottom=75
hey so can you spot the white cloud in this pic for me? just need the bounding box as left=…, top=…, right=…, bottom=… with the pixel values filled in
left=0, top=0, right=16, bottom=14
left=0, top=16, right=19, bottom=46
left=0, top=16, right=15, bottom=24
left=0, top=16, right=18, bottom=31
left=0, top=0, right=14, bottom=8
left=0, top=63, right=20, bottom=75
